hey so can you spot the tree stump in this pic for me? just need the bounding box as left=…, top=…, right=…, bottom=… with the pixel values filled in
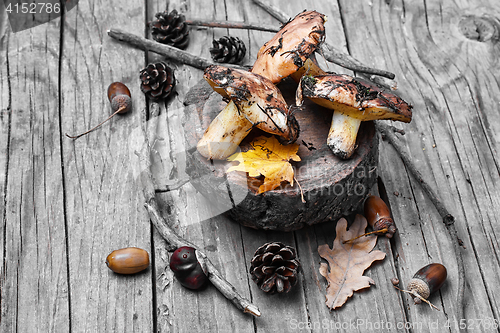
left=182, top=78, right=378, bottom=231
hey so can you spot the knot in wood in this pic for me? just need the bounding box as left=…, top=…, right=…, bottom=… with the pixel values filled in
left=443, top=214, right=455, bottom=226
left=458, top=15, right=500, bottom=42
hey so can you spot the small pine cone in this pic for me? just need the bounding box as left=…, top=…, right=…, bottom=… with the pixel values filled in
left=150, top=9, right=190, bottom=49
left=140, top=62, right=176, bottom=101
left=209, top=36, right=246, bottom=64
left=250, top=242, right=300, bottom=294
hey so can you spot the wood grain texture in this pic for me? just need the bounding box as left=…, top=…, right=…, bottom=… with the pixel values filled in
left=0, top=7, right=11, bottom=331
left=1, top=0, right=499, bottom=331
left=0, top=15, right=70, bottom=333
left=60, top=1, right=153, bottom=332
left=338, top=0, right=500, bottom=330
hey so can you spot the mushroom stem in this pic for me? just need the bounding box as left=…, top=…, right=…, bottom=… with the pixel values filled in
left=327, top=112, right=362, bottom=159
left=197, top=100, right=252, bottom=160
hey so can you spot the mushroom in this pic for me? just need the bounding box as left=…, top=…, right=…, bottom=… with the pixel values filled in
left=297, top=74, right=412, bottom=159
left=251, top=10, right=326, bottom=84
left=197, top=11, right=326, bottom=160
left=197, top=65, right=299, bottom=160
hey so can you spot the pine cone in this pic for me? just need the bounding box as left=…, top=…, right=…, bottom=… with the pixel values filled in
left=139, top=62, right=176, bottom=101
left=150, top=9, right=190, bottom=49
left=209, top=36, right=246, bottom=64
left=250, top=242, right=300, bottom=294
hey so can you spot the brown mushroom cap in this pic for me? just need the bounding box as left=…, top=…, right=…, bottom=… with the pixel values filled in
left=251, top=10, right=326, bottom=84
left=299, top=74, right=413, bottom=122
left=204, top=65, right=299, bottom=143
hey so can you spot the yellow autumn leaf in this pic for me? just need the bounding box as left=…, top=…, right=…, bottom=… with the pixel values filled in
left=226, top=136, right=301, bottom=194
left=318, top=214, right=386, bottom=310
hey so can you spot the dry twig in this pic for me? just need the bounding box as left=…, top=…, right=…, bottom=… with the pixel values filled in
left=108, top=28, right=246, bottom=70
left=136, top=103, right=260, bottom=317
left=108, top=29, right=213, bottom=70
left=376, top=121, right=466, bottom=331
left=186, top=19, right=279, bottom=33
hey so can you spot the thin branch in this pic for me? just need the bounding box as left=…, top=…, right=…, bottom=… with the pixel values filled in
left=252, top=0, right=289, bottom=22
left=136, top=103, right=261, bottom=317
left=321, top=43, right=396, bottom=80
left=186, top=19, right=279, bottom=33
left=108, top=29, right=213, bottom=70
left=252, top=0, right=396, bottom=79
left=376, top=121, right=466, bottom=331
left=108, top=29, right=246, bottom=70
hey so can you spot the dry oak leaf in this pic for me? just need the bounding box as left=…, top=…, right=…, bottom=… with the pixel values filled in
left=227, top=135, right=300, bottom=194
left=318, top=214, right=386, bottom=310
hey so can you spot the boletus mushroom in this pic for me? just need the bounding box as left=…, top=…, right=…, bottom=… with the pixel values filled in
left=197, top=65, right=300, bottom=160
left=297, top=74, right=412, bottom=159
left=251, top=10, right=327, bottom=84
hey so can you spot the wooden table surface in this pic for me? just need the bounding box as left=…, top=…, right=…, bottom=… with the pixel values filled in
left=1, top=0, right=500, bottom=332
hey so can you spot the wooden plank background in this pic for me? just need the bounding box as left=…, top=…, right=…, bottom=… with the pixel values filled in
left=1, top=0, right=500, bottom=332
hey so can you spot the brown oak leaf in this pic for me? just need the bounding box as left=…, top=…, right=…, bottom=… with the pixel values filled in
left=226, top=136, right=300, bottom=194
left=318, top=214, right=386, bottom=310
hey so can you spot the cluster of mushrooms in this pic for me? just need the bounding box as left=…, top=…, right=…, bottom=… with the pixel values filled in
left=197, top=10, right=412, bottom=161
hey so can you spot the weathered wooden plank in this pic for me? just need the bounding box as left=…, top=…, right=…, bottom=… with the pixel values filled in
left=147, top=0, right=256, bottom=331
left=338, top=0, right=500, bottom=330
left=0, top=8, right=11, bottom=332
left=0, top=17, right=71, bottom=332
left=60, top=1, right=153, bottom=331
left=233, top=1, right=319, bottom=331
left=0, top=9, right=9, bottom=204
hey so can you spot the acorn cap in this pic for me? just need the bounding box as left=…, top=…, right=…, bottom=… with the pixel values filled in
left=298, top=74, right=413, bottom=122
left=110, top=94, right=132, bottom=114
left=407, top=263, right=447, bottom=302
left=407, top=278, right=431, bottom=300
left=373, top=217, right=397, bottom=238
left=251, top=10, right=326, bottom=84
left=203, top=65, right=299, bottom=143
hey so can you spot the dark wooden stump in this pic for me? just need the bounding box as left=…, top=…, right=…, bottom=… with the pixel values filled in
left=182, top=78, right=379, bottom=231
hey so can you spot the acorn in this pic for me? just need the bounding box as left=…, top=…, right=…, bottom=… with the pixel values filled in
left=364, top=195, right=397, bottom=238
left=169, top=246, right=208, bottom=290
left=106, top=247, right=150, bottom=274
left=66, top=82, right=132, bottom=139
left=407, top=263, right=447, bottom=304
left=107, top=82, right=133, bottom=114
left=343, top=195, right=396, bottom=243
